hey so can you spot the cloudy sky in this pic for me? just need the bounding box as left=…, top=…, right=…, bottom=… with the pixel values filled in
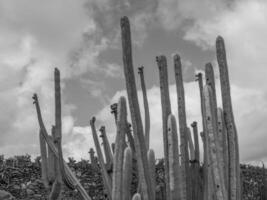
left=0, top=0, right=267, bottom=165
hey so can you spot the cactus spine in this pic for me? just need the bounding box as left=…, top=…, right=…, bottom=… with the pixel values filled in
left=138, top=66, right=151, bottom=149
left=173, top=54, right=190, bottom=200
left=120, top=16, right=152, bottom=200
left=168, top=114, right=181, bottom=200
left=216, top=36, right=240, bottom=200
left=156, top=55, right=171, bottom=200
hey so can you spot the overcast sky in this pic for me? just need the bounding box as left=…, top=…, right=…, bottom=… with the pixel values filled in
left=0, top=0, right=267, bottom=165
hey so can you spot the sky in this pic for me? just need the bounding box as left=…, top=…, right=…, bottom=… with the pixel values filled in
left=0, top=0, right=267, bottom=165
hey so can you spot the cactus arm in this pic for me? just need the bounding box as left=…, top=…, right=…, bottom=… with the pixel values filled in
left=39, top=129, right=49, bottom=188
left=187, top=127, right=195, bottom=161
left=90, top=117, right=112, bottom=199
left=122, top=147, right=133, bottom=200
left=217, top=108, right=229, bottom=194
left=156, top=55, right=171, bottom=200
left=138, top=66, right=151, bottom=149
left=216, top=36, right=240, bottom=200
left=120, top=16, right=152, bottom=200
left=147, top=149, right=156, bottom=200
left=48, top=178, right=62, bottom=200
left=173, top=54, right=190, bottom=200
left=191, top=122, right=200, bottom=163
left=132, top=193, right=142, bottom=200
left=204, top=85, right=227, bottom=200
left=99, top=126, right=113, bottom=167
left=168, top=114, right=181, bottom=200
left=47, top=134, right=56, bottom=185
left=112, top=97, right=128, bottom=200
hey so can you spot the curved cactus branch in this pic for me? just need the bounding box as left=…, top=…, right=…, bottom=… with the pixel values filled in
left=39, top=129, right=49, bottom=188
left=138, top=66, right=150, bottom=149
left=120, top=16, right=152, bottom=200
left=33, top=94, right=91, bottom=200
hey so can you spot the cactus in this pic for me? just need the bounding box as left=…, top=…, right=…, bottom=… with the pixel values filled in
left=132, top=193, right=141, bottom=200
left=99, top=126, right=113, bottom=168
left=39, top=129, right=49, bottom=188
left=112, top=97, right=127, bottom=200
left=138, top=66, right=151, bottom=149
left=122, top=147, right=133, bottom=200
left=173, top=54, right=190, bottom=200
left=48, top=178, right=62, bottom=200
left=187, top=127, right=195, bottom=161
left=90, top=117, right=112, bottom=199
left=216, top=36, right=240, bottom=200
left=156, top=55, right=171, bottom=200
left=147, top=149, right=156, bottom=200
left=167, top=114, right=181, bottom=200
left=203, top=85, right=227, bottom=200
left=120, top=16, right=152, bottom=200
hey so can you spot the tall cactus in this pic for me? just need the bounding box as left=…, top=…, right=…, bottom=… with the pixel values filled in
left=168, top=114, right=181, bottom=200
left=216, top=36, right=240, bottom=200
left=187, top=127, right=195, bottom=161
left=203, top=85, right=227, bottom=200
left=138, top=66, right=150, bottom=149
left=173, top=54, right=190, bottom=200
left=120, top=16, right=152, bottom=200
left=156, top=55, right=171, bottom=200
left=147, top=149, right=156, bottom=200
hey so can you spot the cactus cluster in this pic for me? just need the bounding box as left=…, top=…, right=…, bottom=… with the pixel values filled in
left=33, top=16, right=240, bottom=200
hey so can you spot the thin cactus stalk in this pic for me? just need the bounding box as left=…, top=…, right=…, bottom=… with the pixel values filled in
left=112, top=96, right=127, bottom=200
left=187, top=127, right=195, bottom=161
left=173, top=54, right=190, bottom=200
left=147, top=149, right=156, bottom=200
left=39, top=129, right=49, bottom=188
left=120, top=16, right=152, bottom=200
left=156, top=55, right=171, bottom=200
left=48, top=178, right=62, bottom=200
left=90, top=117, right=112, bottom=200
left=138, top=66, right=150, bottom=149
left=204, top=85, right=227, bottom=200
left=191, top=122, right=200, bottom=163
left=99, top=126, right=113, bottom=167
left=168, top=114, right=181, bottom=200
left=33, top=94, right=91, bottom=200
left=216, top=36, right=240, bottom=200
left=111, top=143, right=115, bottom=154
left=54, top=68, right=75, bottom=190
left=47, top=135, right=56, bottom=185
left=132, top=193, right=141, bottom=200
left=89, top=148, right=97, bottom=168
left=122, top=147, right=133, bottom=200
left=205, top=63, right=217, bottom=112
left=217, top=108, right=229, bottom=193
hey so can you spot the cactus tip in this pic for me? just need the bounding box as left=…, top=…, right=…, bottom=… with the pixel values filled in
left=137, top=66, right=144, bottom=73
left=172, top=53, right=180, bottom=60
left=90, top=117, right=96, bottom=125
left=191, top=121, right=197, bottom=127
left=120, top=16, right=129, bottom=27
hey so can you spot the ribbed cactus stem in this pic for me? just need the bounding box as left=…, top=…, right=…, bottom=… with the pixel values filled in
left=191, top=122, right=200, bottom=163
left=99, top=126, right=113, bottom=167
left=47, top=135, right=55, bottom=185
left=167, top=114, right=181, bottom=200
left=122, top=147, right=133, bottom=200
left=138, top=66, right=150, bottom=149
left=147, top=149, right=156, bottom=200
left=187, top=127, right=195, bottom=161
left=90, top=117, right=112, bottom=199
left=217, top=108, right=229, bottom=193
left=132, top=193, right=141, bottom=200
left=112, top=97, right=127, bottom=200
left=156, top=55, right=171, bottom=200
left=111, top=143, right=115, bottom=154
left=205, top=63, right=217, bottom=112
left=173, top=54, right=190, bottom=200
left=204, top=85, right=227, bottom=200
left=121, top=16, right=152, bottom=200
left=39, top=129, right=49, bottom=188
left=216, top=36, right=240, bottom=200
